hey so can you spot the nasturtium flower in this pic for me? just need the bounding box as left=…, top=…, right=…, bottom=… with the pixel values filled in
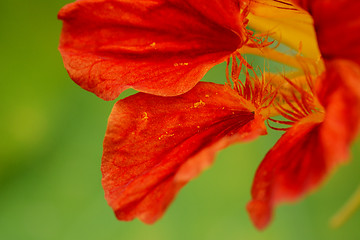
left=58, top=0, right=360, bottom=230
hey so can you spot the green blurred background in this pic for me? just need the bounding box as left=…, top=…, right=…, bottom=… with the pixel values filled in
left=1, top=0, right=359, bottom=239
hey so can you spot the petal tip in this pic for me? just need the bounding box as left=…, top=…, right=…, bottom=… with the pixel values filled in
left=246, top=200, right=272, bottom=230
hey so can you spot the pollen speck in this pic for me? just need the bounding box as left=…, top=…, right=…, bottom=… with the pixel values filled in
left=193, top=100, right=205, bottom=108
left=158, top=131, right=175, bottom=140
left=205, top=94, right=210, bottom=98
left=174, top=62, right=189, bottom=67
left=150, top=42, right=156, bottom=47
left=142, top=112, right=149, bottom=120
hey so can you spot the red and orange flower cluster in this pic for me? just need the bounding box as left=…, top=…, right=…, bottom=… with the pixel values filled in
left=58, top=0, right=360, bottom=230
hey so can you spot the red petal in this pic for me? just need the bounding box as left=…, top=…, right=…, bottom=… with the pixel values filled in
left=293, top=0, right=360, bottom=65
left=102, top=82, right=266, bottom=223
left=58, top=0, right=246, bottom=100
left=247, top=117, right=326, bottom=230
left=317, top=60, right=360, bottom=164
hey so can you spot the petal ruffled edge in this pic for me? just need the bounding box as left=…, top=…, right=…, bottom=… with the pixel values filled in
left=58, top=0, right=245, bottom=100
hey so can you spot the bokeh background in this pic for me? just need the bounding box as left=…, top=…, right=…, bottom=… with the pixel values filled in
left=1, top=0, right=360, bottom=239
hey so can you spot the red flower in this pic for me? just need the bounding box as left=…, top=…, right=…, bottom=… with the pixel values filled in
left=58, top=0, right=256, bottom=100
left=58, top=0, right=360, bottom=230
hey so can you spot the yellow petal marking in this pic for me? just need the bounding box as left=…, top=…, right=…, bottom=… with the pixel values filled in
left=247, top=0, right=321, bottom=60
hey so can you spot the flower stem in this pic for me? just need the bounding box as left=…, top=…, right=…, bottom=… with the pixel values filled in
left=330, top=185, right=360, bottom=228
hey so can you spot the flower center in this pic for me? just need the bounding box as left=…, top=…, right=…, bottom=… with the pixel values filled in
left=222, top=0, right=329, bottom=131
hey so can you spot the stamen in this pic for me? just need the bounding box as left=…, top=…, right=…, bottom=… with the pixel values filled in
left=235, top=51, right=253, bottom=70
left=282, top=75, right=310, bottom=95
left=239, top=45, right=303, bottom=69
left=279, top=93, right=307, bottom=118
left=261, top=92, right=277, bottom=109
left=275, top=103, right=303, bottom=121
left=225, top=53, right=277, bottom=111
left=225, top=57, right=232, bottom=85
left=269, top=67, right=324, bottom=129
left=290, top=90, right=309, bottom=116
left=266, top=119, right=290, bottom=131
left=268, top=117, right=294, bottom=125
left=246, top=31, right=275, bottom=50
